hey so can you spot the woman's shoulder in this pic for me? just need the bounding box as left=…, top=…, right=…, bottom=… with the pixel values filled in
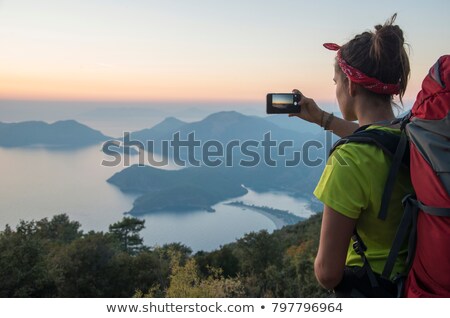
left=332, top=141, right=385, bottom=160
left=335, top=125, right=401, bottom=155
left=331, top=129, right=394, bottom=167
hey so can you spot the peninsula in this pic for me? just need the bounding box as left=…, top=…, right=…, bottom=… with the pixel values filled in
left=226, top=201, right=304, bottom=229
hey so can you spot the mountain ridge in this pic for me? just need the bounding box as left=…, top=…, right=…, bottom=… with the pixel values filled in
left=108, top=110, right=326, bottom=214
left=0, top=119, right=110, bottom=148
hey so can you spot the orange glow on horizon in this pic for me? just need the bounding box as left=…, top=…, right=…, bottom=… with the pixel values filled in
left=0, top=70, right=420, bottom=107
left=0, top=70, right=337, bottom=103
left=0, top=56, right=419, bottom=105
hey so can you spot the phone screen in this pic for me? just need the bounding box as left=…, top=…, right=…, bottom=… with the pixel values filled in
left=266, top=93, right=301, bottom=114
left=273, top=94, right=295, bottom=106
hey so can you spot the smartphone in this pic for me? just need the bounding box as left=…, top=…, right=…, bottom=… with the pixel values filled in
left=266, top=93, right=301, bottom=114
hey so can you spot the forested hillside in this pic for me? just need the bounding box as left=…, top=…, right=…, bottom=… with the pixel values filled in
left=0, top=213, right=327, bottom=297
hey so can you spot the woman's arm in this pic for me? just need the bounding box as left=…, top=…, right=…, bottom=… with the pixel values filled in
left=314, top=205, right=357, bottom=290
left=288, top=89, right=358, bottom=137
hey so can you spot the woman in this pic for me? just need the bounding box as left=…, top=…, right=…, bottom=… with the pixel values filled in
left=291, top=14, right=413, bottom=297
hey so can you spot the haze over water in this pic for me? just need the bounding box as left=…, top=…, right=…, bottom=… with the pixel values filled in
left=0, top=110, right=314, bottom=252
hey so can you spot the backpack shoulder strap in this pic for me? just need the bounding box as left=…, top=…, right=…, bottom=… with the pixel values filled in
left=378, top=131, right=408, bottom=220
left=381, top=194, right=417, bottom=280
left=330, top=125, right=409, bottom=166
left=329, top=126, right=410, bottom=220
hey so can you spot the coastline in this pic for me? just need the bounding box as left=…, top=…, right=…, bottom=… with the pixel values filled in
left=244, top=206, right=288, bottom=229
left=225, top=201, right=304, bottom=230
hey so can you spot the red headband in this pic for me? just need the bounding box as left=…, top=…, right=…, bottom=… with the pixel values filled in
left=323, top=43, right=400, bottom=95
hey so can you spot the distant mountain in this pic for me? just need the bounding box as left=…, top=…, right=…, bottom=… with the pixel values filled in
left=130, top=117, right=187, bottom=141
left=108, top=111, right=327, bottom=215
left=162, top=111, right=314, bottom=143
left=0, top=120, right=109, bottom=148
left=263, top=115, right=323, bottom=135
left=125, top=111, right=320, bottom=159
left=175, top=107, right=214, bottom=119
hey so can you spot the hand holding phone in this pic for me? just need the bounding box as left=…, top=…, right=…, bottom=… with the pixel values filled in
left=266, top=93, right=301, bottom=114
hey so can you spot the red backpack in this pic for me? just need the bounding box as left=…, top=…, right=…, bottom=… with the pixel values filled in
left=403, top=55, right=450, bottom=297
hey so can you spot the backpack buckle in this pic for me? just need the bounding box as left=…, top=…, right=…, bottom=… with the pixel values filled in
left=352, top=235, right=367, bottom=255
left=400, top=111, right=412, bottom=130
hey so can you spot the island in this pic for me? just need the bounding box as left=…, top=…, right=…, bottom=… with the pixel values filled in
left=0, top=120, right=110, bottom=148
left=107, top=111, right=325, bottom=216
left=125, top=185, right=239, bottom=215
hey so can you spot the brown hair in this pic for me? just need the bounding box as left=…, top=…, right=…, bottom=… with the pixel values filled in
left=339, top=14, right=410, bottom=104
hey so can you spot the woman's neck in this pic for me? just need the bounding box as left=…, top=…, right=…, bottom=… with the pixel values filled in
left=354, top=98, right=396, bottom=127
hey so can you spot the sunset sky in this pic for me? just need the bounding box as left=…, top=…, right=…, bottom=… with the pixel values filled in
left=0, top=0, right=449, bottom=105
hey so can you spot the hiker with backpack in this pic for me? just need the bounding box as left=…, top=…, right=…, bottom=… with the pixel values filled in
left=290, top=14, right=415, bottom=297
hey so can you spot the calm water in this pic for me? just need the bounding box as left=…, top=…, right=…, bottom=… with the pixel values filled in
left=0, top=144, right=314, bottom=252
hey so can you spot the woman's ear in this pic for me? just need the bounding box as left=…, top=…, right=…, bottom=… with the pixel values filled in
left=347, top=80, right=357, bottom=97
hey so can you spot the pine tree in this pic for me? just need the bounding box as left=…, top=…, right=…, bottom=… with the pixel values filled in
left=108, top=217, right=145, bottom=255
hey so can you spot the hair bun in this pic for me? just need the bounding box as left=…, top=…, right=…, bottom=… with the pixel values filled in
left=371, top=14, right=405, bottom=61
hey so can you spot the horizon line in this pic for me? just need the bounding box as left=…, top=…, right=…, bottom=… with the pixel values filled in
left=0, top=96, right=358, bottom=107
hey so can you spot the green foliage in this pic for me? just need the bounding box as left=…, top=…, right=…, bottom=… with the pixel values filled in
left=166, top=258, right=245, bottom=298
left=196, top=246, right=240, bottom=278
left=136, top=250, right=245, bottom=298
left=108, top=217, right=145, bottom=254
left=51, top=232, right=120, bottom=297
left=35, top=214, right=83, bottom=243
left=235, top=230, right=283, bottom=274
left=0, top=221, right=55, bottom=297
left=0, top=214, right=168, bottom=297
left=0, top=212, right=327, bottom=298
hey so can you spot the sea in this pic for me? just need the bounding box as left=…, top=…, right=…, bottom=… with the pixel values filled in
left=0, top=101, right=316, bottom=252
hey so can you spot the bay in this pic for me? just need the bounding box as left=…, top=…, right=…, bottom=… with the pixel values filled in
left=0, top=144, right=313, bottom=252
